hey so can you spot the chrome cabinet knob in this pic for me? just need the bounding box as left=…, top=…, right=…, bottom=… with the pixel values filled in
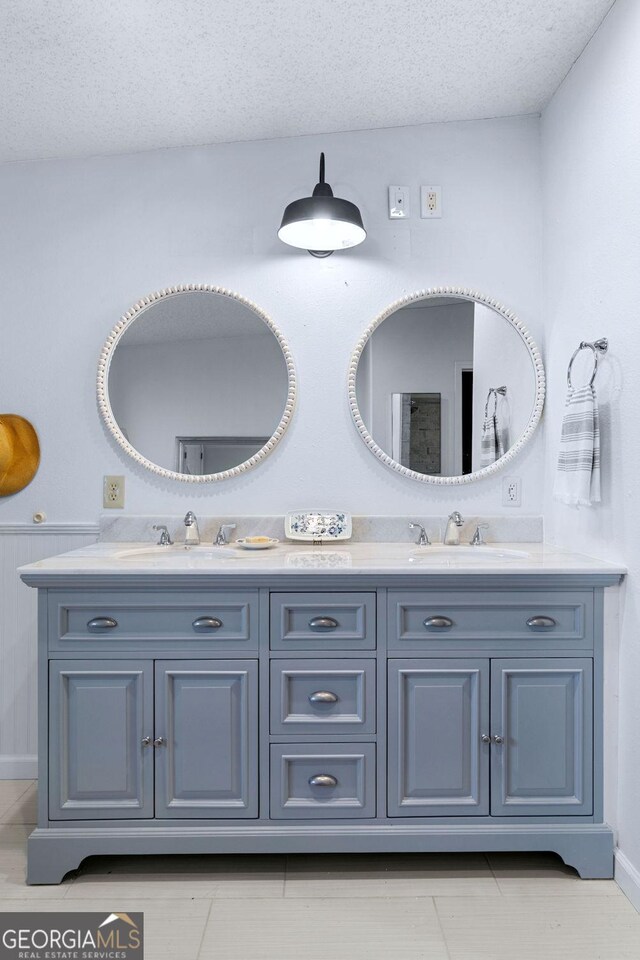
left=480, top=734, right=491, bottom=744
left=526, top=616, right=557, bottom=629
left=308, top=774, right=338, bottom=788
left=423, top=616, right=454, bottom=629
left=153, top=737, right=166, bottom=747
left=308, top=691, right=339, bottom=704
left=192, top=616, right=223, bottom=630
left=87, top=616, right=118, bottom=630
left=492, top=735, right=505, bottom=745
left=141, top=736, right=151, bottom=747
left=308, top=616, right=339, bottom=630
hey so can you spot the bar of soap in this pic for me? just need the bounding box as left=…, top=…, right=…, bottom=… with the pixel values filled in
left=245, top=536, right=271, bottom=544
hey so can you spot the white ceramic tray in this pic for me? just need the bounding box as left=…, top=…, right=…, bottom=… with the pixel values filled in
left=285, top=511, right=352, bottom=542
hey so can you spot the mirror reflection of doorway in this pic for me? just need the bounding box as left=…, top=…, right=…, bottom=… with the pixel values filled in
left=461, top=370, right=474, bottom=474
left=391, top=393, right=442, bottom=474
left=177, top=436, right=270, bottom=475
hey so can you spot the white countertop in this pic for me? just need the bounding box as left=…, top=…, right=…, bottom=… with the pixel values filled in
left=18, top=540, right=626, bottom=579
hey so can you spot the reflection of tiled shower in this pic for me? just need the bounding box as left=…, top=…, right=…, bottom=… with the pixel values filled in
left=400, top=393, right=441, bottom=474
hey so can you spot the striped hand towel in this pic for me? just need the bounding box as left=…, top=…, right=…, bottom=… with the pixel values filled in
left=480, top=390, right=508, bottom=468
left=553, top=384, right=601, bottom=506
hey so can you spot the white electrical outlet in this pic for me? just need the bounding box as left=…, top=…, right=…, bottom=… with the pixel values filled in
left=502, top=477, right=522, bottom=507
left=420, top=185, right=442, bottom=218
left=103, top=475, right=125, bottom=509
left=388, top=185, right=410, bottom=219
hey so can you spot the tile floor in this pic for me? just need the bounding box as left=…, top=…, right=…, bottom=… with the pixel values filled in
left=1, top=781, right=640, bottom=959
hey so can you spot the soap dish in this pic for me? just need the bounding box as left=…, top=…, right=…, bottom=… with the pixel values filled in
left=236, top=537, right=279, bottom=550
left=285, top=511, right=352, bottom=542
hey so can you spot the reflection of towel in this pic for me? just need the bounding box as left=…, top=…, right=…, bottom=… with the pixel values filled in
left=553, top=385, right=601, bottom=506
left=480, top=390, right=508, bottom=467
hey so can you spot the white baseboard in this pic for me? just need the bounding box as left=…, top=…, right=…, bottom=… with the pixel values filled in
left=0, top=755, right=37, bottom=780
left=615, top=849, right=640, bottom=913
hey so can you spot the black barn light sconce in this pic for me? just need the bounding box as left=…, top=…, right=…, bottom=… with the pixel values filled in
left=278, top=153, right=366, bottom=257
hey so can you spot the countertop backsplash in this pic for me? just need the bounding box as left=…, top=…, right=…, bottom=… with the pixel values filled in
left=99, top=514, right=543, bottom=544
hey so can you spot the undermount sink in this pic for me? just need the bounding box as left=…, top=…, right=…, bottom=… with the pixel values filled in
left=408, top=545, right=530, bottom=564
left=115, top=545, right=248, bottom=562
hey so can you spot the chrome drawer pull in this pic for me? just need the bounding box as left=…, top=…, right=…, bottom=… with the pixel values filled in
left=308, top=774, right=338, bottom=788
left=308, top=691, right=339, bottom=704
left=87, top=616, right=118, bottom=630
left=308, top=616, right=339, bottom=630
left=192, top=616, right=223, bottom=630
left=492, top=735, right=505, bottom=745
left=526, top=616, right=557, bottom=629
left=480, top=734, right=491, bottom=744
left=153, top=737, right=166, bottom=747
left=141, top=736, right=152, bottom=747
left=423, top=616, right=454, bottom=629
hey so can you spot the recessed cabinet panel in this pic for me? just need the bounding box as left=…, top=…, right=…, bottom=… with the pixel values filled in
left=388, top=660, right=489, bottom=817
left=388, top=590, right=592, bottom=649
left=155, top=660, right=258, bottom=818
left=49, top=660, right=153, bottom=820
left=491, top=658, right=593, bottom=817
left=271, top=743, right=376, bottom=818
left=270, top=659, right=376, bottom=734
left=49, top=590, right=259, bottom=653
left=271, top=593, right=376, bottom=650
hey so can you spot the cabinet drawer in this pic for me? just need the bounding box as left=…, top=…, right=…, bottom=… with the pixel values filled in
left=388, top=590, right=593, bottom=649
left=270, top=593, right=375, bottom=650
left=270, top=743, right=376, bottom=818
left=49, top=591, right=259, bottom=653
left=270, top=659, right=376, bottom=734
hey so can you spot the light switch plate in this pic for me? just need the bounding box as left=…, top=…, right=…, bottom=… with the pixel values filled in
left=388, top=185, right=410, bottom=219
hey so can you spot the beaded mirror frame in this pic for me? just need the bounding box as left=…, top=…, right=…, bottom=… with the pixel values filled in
left=347, top=286, right=545, bottom=485
left=97, top=284, right=297, bottom=483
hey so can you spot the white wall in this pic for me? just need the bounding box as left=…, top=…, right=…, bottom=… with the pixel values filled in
left=0, top=115, right=543, bottom=522
left=541, top=0, right=640, bottom=905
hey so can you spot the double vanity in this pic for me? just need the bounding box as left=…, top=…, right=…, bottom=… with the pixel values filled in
left=20, top=535, right=623, bottom=884
left=16, top=281, right=620, bottom=884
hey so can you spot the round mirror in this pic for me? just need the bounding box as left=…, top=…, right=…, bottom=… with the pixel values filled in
left=348, top=288, right=544, bottom=485
left=97, top=285, right=296, bottom=482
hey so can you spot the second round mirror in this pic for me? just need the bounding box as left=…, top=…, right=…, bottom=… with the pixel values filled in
left=349, top=288, right=544, bottom=484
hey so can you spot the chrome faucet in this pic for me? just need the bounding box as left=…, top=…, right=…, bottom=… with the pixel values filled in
left=214, top=523, right=237, bottom=546
left=184, top=511, right=200, bottom=546
left=409, top=521, right=430, bottom=546
left=470, top=523, right=489, bottom=546
left=444, top=511, right=464, bottom=546
left=153, top=524, right=173, bottom=546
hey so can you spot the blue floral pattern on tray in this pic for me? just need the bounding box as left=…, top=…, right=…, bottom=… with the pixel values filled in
left=285, top=511, right=352, bottom=541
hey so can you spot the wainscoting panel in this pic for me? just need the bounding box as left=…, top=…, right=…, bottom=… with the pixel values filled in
left=0, top=525, right=98, bottom=779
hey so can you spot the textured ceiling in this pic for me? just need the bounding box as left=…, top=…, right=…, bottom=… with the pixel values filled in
left=1, top=0, right=615, bottom=162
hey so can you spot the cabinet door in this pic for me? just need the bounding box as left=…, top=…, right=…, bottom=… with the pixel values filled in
left=49, top=660, right=153, bottom=820
left=388, top=659, right=489, bottom=816
left=155, top=660, right=258, bottom=818
left=491, top=658, right=593, bottom=816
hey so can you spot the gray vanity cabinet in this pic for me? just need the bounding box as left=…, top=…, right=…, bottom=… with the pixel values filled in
left=24, top=572, right=619, bottom=884
left=49, top=660, right=154, bottom=820
left=388, top=659, right=490, bottom=817
left=490, top=658, right=593, bottom=817
left=388, top=657, right=593, bottom=819
left=49, top=658, right=258, bottom=821
left=154, top=660, right=258, bottom=818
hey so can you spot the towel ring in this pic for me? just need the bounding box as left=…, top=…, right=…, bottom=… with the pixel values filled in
left=567, top=338, right=608, bottom=390
left=483, top=386, right=507, bottom=419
